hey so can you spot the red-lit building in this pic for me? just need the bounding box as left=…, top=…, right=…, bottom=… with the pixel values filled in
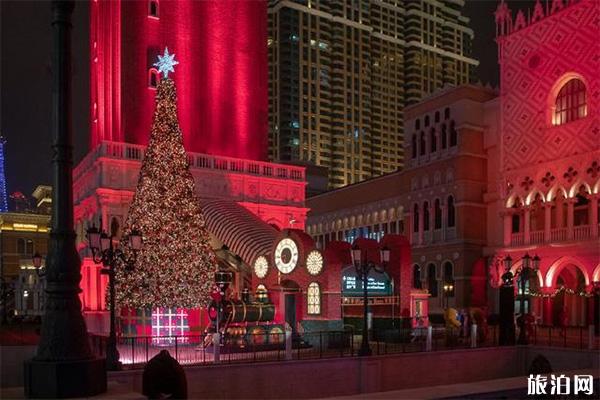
left=307, top=0, right=600, bottom=327
left=90, top=0, right=268, bottom=160
left=77, top=0, right=362, bottom=337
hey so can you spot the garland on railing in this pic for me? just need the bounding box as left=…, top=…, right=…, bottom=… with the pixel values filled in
left=528, top=286, right=593, bottom=298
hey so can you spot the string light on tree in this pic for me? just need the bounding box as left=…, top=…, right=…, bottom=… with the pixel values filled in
left=115, top=48, right=217, bottom=310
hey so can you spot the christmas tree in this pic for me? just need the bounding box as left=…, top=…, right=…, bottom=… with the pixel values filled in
left=115, top=49, right=217, bottom=310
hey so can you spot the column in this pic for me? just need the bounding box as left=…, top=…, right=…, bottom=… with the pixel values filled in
left=591, top=195, right=598, bottom=237
left=567, top=199, right=575, bottom=240
left=544, top=203, right=552, bottom=242
left=441, top=204, right=447, bottom=242
left=524, top=207, right=531, bottom=244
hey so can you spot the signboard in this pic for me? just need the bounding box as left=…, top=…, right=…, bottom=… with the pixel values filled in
left=341, top=266, right=392, bottom=296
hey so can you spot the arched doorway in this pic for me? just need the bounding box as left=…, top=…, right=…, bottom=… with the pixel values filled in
left=280, top=279, right=301, bottom=333
left=551, top=264, right=587, bottom=326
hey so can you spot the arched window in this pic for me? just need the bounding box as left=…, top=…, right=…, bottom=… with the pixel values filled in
left=307, top=282, right=321, bottom=315
left=148, top=0, right=159, bottom=18
left=449, top=121, right=457, bottom=147
left=415, top=119, right=420, bottom=130
left=574, top=185, right=590, bottom=226
left=443, top=261, right=454, bottom=297
left=423, top=201, right=430, bottom=231
left=424, top=115, right=430, bottom=127
left=413, top=264, right=422, bottom=289
left=427, top=264, right=438, bottom=298
left=419, top=132, right=426, bottom=156
left=441, top=124, right=447, bottom=149
left=511, top=197, right=525, bottom=233
left=411, top=134, right=417, bottom=158
left=444, top=107, right=450, bottom=119
left=148, top=68, right=159, bottom=89
left=413, top=204, right=419, bottom=233
left=430, top=128, right=437, bottom=152
left=553, top=78, right=587, bottom=126
left=447, top=196, right=455, bottom=228
left=435, top=111, right=440, bottom=123
left=434, top=199, right=442, bottom=229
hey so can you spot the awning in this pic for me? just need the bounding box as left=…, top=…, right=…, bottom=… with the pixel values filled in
left=201, top=199, right=279, bottom=266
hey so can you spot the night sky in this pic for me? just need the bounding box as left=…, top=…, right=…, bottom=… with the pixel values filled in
left=0, top=0, right=535, bottom=200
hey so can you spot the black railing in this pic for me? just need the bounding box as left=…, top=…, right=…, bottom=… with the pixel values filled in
left=87, top=324, right=597, bottom=369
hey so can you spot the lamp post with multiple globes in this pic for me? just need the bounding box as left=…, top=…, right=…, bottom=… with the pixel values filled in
left=351, top=244, right=390, bottom=356
left=443, top=283, right=454, bottom=309
left=503, top=253, right=540, bottom=345
left=86, top=226, right=142, bottom=370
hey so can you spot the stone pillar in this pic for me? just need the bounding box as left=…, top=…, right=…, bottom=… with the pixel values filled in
left=542, top=294, right=554, bottom=326
left=591, top=196, right=598, bottom=237
left=441, top=205, right=447, bottom=242
left=502, top=211, right=512, bottom=247
left=523, top=207, right=531, bottom=244
left=24, top=2, right=106, bottom=397
left=567, top=199, right=575, bottom=240
left=544, top=203, right=552, bottom=242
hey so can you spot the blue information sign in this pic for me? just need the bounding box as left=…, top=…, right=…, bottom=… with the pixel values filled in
left=341, top=266, right=392, bottom=296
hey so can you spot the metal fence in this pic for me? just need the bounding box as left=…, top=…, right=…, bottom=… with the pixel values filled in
left=87, top=324, right=598, bottom=369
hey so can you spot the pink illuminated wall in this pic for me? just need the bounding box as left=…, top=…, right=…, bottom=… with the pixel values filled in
left=90, top=0, right=268, bottom=160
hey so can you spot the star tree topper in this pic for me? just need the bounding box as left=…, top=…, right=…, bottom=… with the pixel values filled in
left=154, top=47, right=179, bottom=78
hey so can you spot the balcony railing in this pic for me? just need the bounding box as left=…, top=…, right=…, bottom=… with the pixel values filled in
left=510, top=232, right=524, bottom=246
left=510, top=225, right=598, bottom=246
left=550, top=227, right=567, bottom=242
left=75, top=140, right=305, bottom=182
left=573, top=225, right=592, bottom=241
left=530, top=230, right=544, bottom=244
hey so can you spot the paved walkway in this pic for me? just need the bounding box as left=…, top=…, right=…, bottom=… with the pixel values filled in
left=325, top=368, right=598, bottom=400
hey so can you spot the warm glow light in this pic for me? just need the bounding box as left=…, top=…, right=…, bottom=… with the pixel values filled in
left=13, top=223, right=38, bottom=231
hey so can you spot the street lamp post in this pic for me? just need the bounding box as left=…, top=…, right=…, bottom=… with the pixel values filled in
left=25, top=2, right=107, bottom=397
left=351, top=244, right=390, bottom=356
left=86, top=226, right=142, bottom=370
left=213, top=270, right=233, bottom=345
left=503, top=253, right=540, bottom=345
left=443, top=283, right=454, bottom=309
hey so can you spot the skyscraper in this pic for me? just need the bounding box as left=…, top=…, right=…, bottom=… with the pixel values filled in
left=268, top=0, right=478, bottom=188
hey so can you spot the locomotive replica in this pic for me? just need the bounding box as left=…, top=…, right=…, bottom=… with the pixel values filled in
left=206, top=274, right=288, bottom=351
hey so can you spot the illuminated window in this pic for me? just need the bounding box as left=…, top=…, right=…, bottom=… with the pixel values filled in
left=148, top=68, right=159, bottom=89
left=307, top=282, right=321, bottom=315
left=148, top=0, right=159, bottom=18
left=553, top=78, right=587, bottom=126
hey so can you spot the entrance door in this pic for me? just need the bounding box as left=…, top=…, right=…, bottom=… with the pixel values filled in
left=285, top=293, right=297, bottom=332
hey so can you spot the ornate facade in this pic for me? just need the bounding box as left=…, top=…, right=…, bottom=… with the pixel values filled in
left=308, top=0, right=600, bottom=323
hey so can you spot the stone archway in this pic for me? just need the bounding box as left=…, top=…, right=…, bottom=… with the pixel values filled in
left=545, top=259, right=589, bottom=327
